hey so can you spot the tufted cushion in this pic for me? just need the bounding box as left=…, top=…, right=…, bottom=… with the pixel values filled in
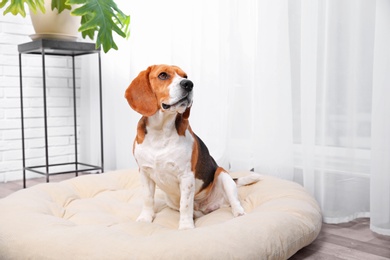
left=0, top=169, right=321, bottom=259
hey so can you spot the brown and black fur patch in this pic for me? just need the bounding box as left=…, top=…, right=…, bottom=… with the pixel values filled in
left=192, top=134, right=219, bottom=191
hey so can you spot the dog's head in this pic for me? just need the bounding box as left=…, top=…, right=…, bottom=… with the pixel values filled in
left=125, top=65, right=194, bottom=117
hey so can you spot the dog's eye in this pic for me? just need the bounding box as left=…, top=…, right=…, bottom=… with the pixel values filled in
left=183, top=75, right=188, bottom=79
left=158, top=72, right=169, bottom=80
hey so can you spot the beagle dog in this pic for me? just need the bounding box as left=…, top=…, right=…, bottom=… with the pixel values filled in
left=125, top=64, right=261, bottom=229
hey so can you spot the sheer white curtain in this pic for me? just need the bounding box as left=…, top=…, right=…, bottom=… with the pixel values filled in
left=371, top=0, right=390, bottom=236
left=291, top=0, right=389, bottom=235
left=83, top=0, right=390, bottom=235
left=292, top=0, right=375, bottom=222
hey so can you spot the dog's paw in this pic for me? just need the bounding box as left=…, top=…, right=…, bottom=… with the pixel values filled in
left=179, top=218, right=195, bottom=230
left=234, top=211, right=246, bottom=217
left=136, top=210, right=154, bottom=223
left=232, top=205, right=245, bottom=217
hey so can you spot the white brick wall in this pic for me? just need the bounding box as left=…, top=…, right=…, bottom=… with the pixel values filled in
left=0, top=13, right=82, bottom=182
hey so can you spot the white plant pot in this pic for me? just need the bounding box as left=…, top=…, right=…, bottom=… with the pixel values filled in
left=29, top=0, right=81, bottom=41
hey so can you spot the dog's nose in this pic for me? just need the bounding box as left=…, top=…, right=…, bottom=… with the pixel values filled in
left=180, top=79, right=193, bottom=92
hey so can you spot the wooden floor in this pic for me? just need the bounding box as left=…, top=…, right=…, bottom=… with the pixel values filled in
left=291, top=219, right=390, bottom=259
left=1, top=175, right=390, bottom=259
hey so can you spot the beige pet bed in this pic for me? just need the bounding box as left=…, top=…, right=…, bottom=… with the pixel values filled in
left=0, top=169, right=321, bottom=259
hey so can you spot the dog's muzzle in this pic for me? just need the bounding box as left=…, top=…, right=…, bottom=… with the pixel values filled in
left=162, top=79, right=194, bottom=110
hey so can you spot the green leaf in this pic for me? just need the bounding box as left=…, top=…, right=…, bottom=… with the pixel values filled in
left=80, top=13, right=96, bottom=40
left=2, top=0, right=27, bottom=16
left=34, top=0, right=45, bottom=13
left=67, top=0, right=130, bottom=53
left=2, top=0, right=45, bottom=16
left=51, top=0, right=71, bottom=13
left=0, top=0, right=8, bottom=9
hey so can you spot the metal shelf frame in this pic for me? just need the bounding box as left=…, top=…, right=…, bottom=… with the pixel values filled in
left=18, top=39, right=104, bottom=188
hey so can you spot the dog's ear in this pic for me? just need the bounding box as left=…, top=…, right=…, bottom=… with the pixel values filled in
left=125, top=66, right=159, bottom=116
left=183, top=106, right=191, bottom=119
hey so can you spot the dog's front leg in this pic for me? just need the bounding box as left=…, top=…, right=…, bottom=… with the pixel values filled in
left=178, top=173, right=195, bottom=230
left=137, top=168, right=156, bottom=223
left=219, top=171, right=245, bottom=217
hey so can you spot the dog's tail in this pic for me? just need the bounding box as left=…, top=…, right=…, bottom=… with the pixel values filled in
left=234, top=173, right=261, bottom=187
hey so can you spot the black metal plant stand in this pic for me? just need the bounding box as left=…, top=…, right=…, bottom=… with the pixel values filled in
left=18, top=39, right=104, bottom=188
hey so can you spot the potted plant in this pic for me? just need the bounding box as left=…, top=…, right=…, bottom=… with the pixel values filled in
left=0, top=0, right=130, bottom=53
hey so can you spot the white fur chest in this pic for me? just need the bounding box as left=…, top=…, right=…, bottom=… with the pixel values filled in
left=134, top=127, right=194, bottom=197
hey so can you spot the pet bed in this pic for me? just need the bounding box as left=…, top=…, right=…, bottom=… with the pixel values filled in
left=0, top=169, right=322, bottom=259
